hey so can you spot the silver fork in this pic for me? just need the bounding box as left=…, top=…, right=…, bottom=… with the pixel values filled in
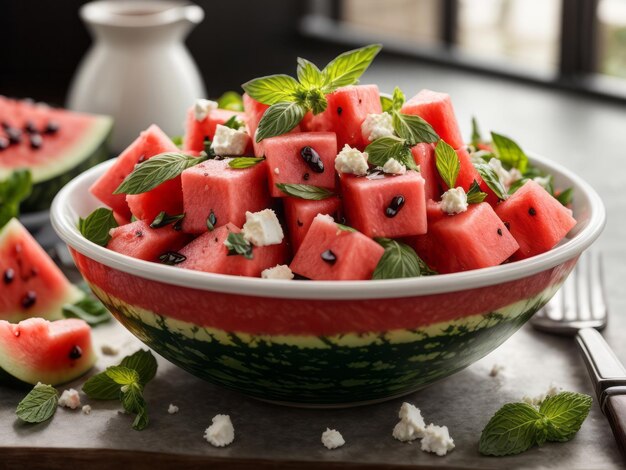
left=531, top=251, right=626, bottom=460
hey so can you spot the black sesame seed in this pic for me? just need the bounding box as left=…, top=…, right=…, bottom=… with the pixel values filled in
left=29, top=134, right=43, bottom=149
left=497, top=228, right=503, bottom=236
left=69, top=345, right=83, bottom=360
left=21, top=291, right=37, bottom=309
left=0, top=137, right=8, bottom=150
left=3, top=268, right=15, bottom=284
left=337, top=107, right=343, bottom=115
left=385, top=195, right=405, bottom=218
left=44, top=121, right=60, bottom=134
left=321, top=249, right=337, bottom=265
left=303, top=172, right=310, bottom=181
left=528, top=207, right=537, bottom=216
left=300, top=146, right=324, bottom=173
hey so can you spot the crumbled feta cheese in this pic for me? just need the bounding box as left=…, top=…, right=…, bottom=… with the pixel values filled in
left=361, top=112, right=394, bottom=142
left=522, top=384, right=560, bottom=406
left=469, top=149, right=491, bottom=164
left=382, top=158, right=406, bottom=175
left=273, top=167, right=280, bottom=175
left=194, top=99, right=218, bottom=121
left=211, top=124, right=250, bottom=156
left=335, top=144, right=369, bottom=176
left=204, top=414, right=235, bottom=447
left=100, top=344, right=119, bottom=356
left=421, top=424, right=455, bottom=456
left=168, top=404, right=179, bottom=414
left=261, top=264, right=294, bottom=280
left=321, top=428, right=345, bottom=450
left=242, top=209, right=284, bottom=247
left=58, top=389, right=81, bottom=409
left=82, top=405, right=92, bottom=415
left=392, top=402, right=426, bottom=442
left=488, top=158, right=522, bottom=191
left=440, top=187, right=468, bottom=215
left=489, top=364, right=505, bottom=377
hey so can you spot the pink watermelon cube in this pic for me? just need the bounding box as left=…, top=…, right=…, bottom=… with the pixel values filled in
left=183, top=107, right=247, bottom=153
left=177, top=223, right=287, bottom=277
left=283, top=196, right=342, bottom=252
left=495, top=180, right=577, bottom=260
left=90, top=124, right=176, bottom=218
left=263, top=132, right=338, bottom=197
left=413, top=202, right=519, bottom=274
left=340, top=171, right=427, bottom=238
left=289, top=214, right=385, bottom=280
left=411, top=143, right=441, bottom=202
left=107, top=220, right=189, bottom=262
left=401, top=90, right=464, bottom=149
left=180, top=158, right=270, bottom=234
left=302, top=85, right=382, bottom=149
left=126, top=176, right=184, bottom=223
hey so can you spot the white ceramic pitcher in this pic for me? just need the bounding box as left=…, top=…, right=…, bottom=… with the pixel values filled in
left=67, top=1, right=206, bottom=152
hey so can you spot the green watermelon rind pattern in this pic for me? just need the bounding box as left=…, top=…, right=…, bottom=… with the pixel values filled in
left=89, top=282, right=560, bottom=405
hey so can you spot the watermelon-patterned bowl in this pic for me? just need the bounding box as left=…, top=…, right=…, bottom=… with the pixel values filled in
left=51, top=155, right=605, bottom=406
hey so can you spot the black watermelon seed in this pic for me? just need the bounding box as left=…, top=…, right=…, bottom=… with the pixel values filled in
left=69, top=345, right=83, bottom=360
left=135, top=230, right=143, bottom=238
left=7, top=128, right=22, bottom=144
left=300, top=146, right=324, bottom=173
left=303, top=173, right=310, bottom=181
left=321, top=249, right=336, bottom=265
left=337, top=107, right=343, bottom=115
left=137, top=154, right=146, bottom=163
left=297, top=219, right=304, bottom=227
left=528, top=207, right=537, bottom=216
left=29, top=134, right=43, bottom=149
left=0, top=137, right=8, bottom=150
left=497, top=228, right=503, bottom=236
left=385, top=195, right=405, bottom=218
left=21, top=291, right=37, bottom=309
left=3, top=268, right=15, bottom=284
left=504, top=221, right=511, bottom=230
left=159, top=251, right=186, bottom=265
left=24, top=120, right=38, bottom=134
left=45, top=121, right=59, bottom=134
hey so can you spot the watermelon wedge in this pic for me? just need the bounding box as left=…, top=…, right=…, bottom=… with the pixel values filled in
left=183, top=106, right=247, bottom=153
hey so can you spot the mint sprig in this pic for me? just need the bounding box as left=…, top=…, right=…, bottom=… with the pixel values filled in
left=275, top=183, right=335, bottom=200
left=392, top=112, right=439, bottom=147
left=474, top=162, right=507, bottom=200
left=373, top=238, right=436, bottom=279
left=255, top=101, right=308, bottom=142
left=224, top=232, right=253, bottom=259
left=466, top=180, right=488, bottom=204
left=78, top=208, right=118, bottom=247
left=435, top=140, right=461, bottom=189
left=15, top=383, right=59, bottom=424
left=0, top=169, right=32, bottom=229
left=491, top=132, right=529, bottom=173
left=228, top=157, right=265, bottom=169
left=319, top=44, right=382, bottom=93
left=365, top=136, right=415, bottom=170
left=241, top=74, right=301, bottom=106
left=479, top=391, right=592, bottom=456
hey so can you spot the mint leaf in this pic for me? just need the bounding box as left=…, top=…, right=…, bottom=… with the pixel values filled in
left=83, top=373, right=121, bottom=400
left=150, top=211, right=185, bottom=229
left=115, top=152, right=205, bottom=195
left=106, top=366, right=140, bottom=386
left=297, top=57, right=324, bottom=89
left=392, top=112, right=439, bottom=146
left=224, top=232, right=253, bottom=259
left=256, top=101, right=307, bottom=142
left=479, top=403, right=545, bottom=456
left=0, top=169, right=32, bottom=229
left=321, top=44, right=382, bottom=93
left=120, top=350, right=157, bottom=386
left=365, top=136, right=415, bottom=170
left=471, top=116, right=482, bottom=148
left=78, top=208, right=118, bottom=247
left=63, top=294, right=111, bottom=326
left=491, top=132, right=529, bottom=173
left=391, top=86, right=405, bottom=112
left=217, top=91, right=244, bottom=111
left=466, top=180, right=487, bottom=204
left=275, top=183, right=335, bottom=200
left=373, top=238, right=436, bottom=279
left=121, top=382, right=149, bottom=431
left=15, top=383, right=59, bottom=424
left=222, top=115, right=244, bottom=130
left=380, top=95, right=393, bottom=113
left=171, top=135, right=183, bottom=148
left=228, top=157, right=265, bottom=169
left=434, top=140, right=461, bottom=189
left=336, top=223, right=357, bottom=232
left=540, top=392, right=592, bottom=442
left=474, top=162, right=507, bottom=200
left=303, top=88, right=328, bottom=115
left=556, top=187, right=573, bottom=206
left=241, top=74, right=301, bottom=106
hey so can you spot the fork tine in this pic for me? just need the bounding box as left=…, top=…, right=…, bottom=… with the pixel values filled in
left=590, top=252, right=608, bottom=321
left=577, top=252, right=591, bottom=321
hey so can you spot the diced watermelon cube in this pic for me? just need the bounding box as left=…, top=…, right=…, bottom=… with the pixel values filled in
left=90, top=124, right=176, bottom=218
left=495, top=180, right=577, bottom=260
left=302, top=85, right=382, bottom=149
left=263, top=132, right=338, bottom=197
left=283, top=196, right=342, bottom=252
left=177, top=223, right=287, bottom=277
left=180, top=158, right=270, bottom=234
left=107, top=220, right=189, bottom=262
left=413, top=203, right=519, bottom=274
left=289, top=214, right=385, bottom=280
left=401, top=90, right=464, bottom=149
left=411, top=143, right=442, bottom=202
left=340, top=171, right=427, bottom=238
left=126, top=176, right=184, bottom=223
left=183, top=107, right=246, bottom=153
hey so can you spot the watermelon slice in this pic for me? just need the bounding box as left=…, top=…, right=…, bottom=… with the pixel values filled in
left=283, top=196, right=342, bottom=252
left=0, top=96, right=112, bottom=212
left=411, top=143, right=442, bottom=202
left=495, top=180, right=577, bottom=260
left=181, top=158, right=270, bottom=233
left=107, top=220, right=190, bottom=261
left=183, top=106, right=247, bottom=153
left=90, top=124, right=179, bottom=219
left=413, top=203, right=519, bottom=274
left=0, top=318, right=96, bottom=386
left=289, top=214, right=385, bottom=280
left=0, top=219, right=83, bottom=323
left=340, top=171, right=428, bottom=238
left=263, top=132, right=338, bottom=197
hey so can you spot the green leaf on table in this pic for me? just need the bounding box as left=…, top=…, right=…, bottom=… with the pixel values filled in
left=479, top=403, right=545, bottom=456
left=241, top=74, right=301, bottom=106
left=106, top=366, right=140, bottom=386
left=474, top=162, right=508, bottom=201
left=78, top=208, right=118, bottom=247
left=392, top=112, right=439, bottom=146
left=297, top=57, right=324, bottom=90
left=275, top=183, right=335, bottom=200
left=15, top=383, right=59, bottom=424
left=434, top=140, right=461, bottom=189
left=228, top=157, right=265, bottom=169
left=365, top=136, right=416, bottom=170
left=372, top=238, right=436, bottom=279
left=491, top=132, right=529, bottom=173
left=121, top=382, right=149, bottom=431
left=120, top=350, right=157, bottom=386
left=224, top=232, right=253, bottom=260
left=255, top=101, right=307, bottom=142
left=320, top=44, right=382, bottom=93
left=217, top=91, right=244, bottom=111
left=82, top=372, right=121, bottom=400
left=539, top=392, right=592, bottom=442
left=466, top=179, right=488, bottom=204
left=0, top=169, right=33, bottom=229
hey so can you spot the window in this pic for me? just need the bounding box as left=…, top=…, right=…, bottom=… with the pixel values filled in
left=598, top=0, right=626, bottom=79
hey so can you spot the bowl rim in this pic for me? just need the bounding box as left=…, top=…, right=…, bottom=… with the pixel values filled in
left=51, top=153, right=606, bottom=300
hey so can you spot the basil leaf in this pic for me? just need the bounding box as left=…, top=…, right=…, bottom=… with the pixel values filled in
left=222, top=115, right=244, bottom=130
left=392, top=112, right=439, bottom=146
left=78, top=208, right=118, bottom=247
left=297, top=57, right=324, bottom=89
left=228, top=157, right=265, bottom=169
left=474, top=162, right=508, bottom=200
left=15, top=383, right=58, bottom=424
left=275, top=183, right=335, bottom=200
left=391, top=86, right=405, bottom=112
left=434, top=140, right=461, bottom=189
left=224, top=232, right=253, bottom=259
left=491, top=132, right=529, bottom=173
left=106, top=366, right=140, bottom=386
left=120, top=350, right=157, bottom=386
left=479, top=403, right=545, bottom=456
left=471, top=116, right=482, bottom=148
left=0, top=169, right=33, bottom=229
left=115, top=153, right=205, bottom=195
left=539, top=392, right=592, bottom=442
left=121, top=382, right=149, bottom=431
left=63, top=294, right=111, bottom=326
left=241, top=74, right=301, bottom=106
left=150, top=211, right=185, bottom=229
left=256, top=101, right=307, bottom=142
left=466, top=180, right=487, bottom=204
left=321, top=44, right=382, bottom=93
left=380, top=95, right=393, bottom=113
left=83, top=372, right=121, bottom=400
left=373, top=238, right=436, bottom=279
left=365, top=136, right=416, bottom=170
left=556, top=187, right=573, bottom=206
left=217, top=91, right=244, bottom=111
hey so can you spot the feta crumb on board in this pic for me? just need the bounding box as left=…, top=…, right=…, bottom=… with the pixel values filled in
left=261, top=264, right=294, bottom=280
left=204, top=414, right=235, bottom=447
left=321, top=428, right=345, bottom=450
left=100, top=344, right=119, bottom=356
left=382, top=158, right=406, bottom=175
left=522, top=384, right=561, bottom=406
left=361, top=112, right=394, bottom=142
left=58, top=389, right=81, bottom=409
left=242, top=209, right=284, bottom=247
left=392, top=402, right=426, bottom=442
left=168, top=404, right=179, bottom=415
left=211, top=124, right=250, bottom=156
left=82, top=405, right=92, bottom=415
left=421, top=424, right=455, bottom=456
left=194, top=99, right=218, bottom=121
left=335, top=144, right=369, bottom=176
left=441, top=187, right=468, bottom=215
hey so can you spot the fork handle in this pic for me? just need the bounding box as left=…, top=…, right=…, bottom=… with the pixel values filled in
left=603, top=389, right=626, bottom=461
